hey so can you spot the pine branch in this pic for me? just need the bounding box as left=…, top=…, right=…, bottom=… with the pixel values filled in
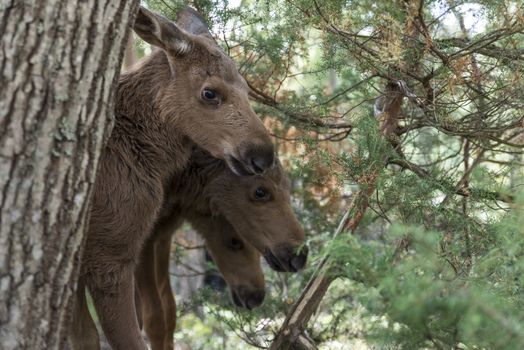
left=387, top=157, right=515, bottom=203
left=269, top=80, right=407, bottom=349
left=246, top=80, right=354, bottom=130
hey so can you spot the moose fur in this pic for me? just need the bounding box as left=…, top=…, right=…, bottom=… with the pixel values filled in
left=69, top=6, right=274, bottom=350
left=134, top=149, right=307, bottom=350
left=72, top=148, right=307, bottom=350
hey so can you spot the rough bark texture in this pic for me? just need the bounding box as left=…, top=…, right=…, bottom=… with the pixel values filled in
left=0, top=1, right=138, bottom=349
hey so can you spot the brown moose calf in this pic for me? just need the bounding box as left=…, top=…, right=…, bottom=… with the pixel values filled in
left=136, top=149, right=308, bottom=350
left=71, top=149, right=308, bottom=350
left=136, top=216, right=265, bottom=350
left=69, top=6, right=274, bottom=350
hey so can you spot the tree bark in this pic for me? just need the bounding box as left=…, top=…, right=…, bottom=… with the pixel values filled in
left=0, top=1, right=138, bottom=349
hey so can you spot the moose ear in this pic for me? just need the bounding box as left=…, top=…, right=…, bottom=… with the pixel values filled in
left=176, top=6, right=212, bottom=37
left=134, top=6, right=191, bottom=55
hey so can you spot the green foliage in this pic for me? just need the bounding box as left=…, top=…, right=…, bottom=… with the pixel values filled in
left=322, top=204, right=524, bottom=349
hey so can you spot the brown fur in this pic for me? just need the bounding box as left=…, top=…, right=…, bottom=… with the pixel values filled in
left=134, top=149, right=307, bottom=350
left=174, top=149, right=308, bottom=273
left=70, top=149, right=307, bottom=350
left=135, top=215, right=264, bottom=350
left=69, top=6, right=274, bottom=350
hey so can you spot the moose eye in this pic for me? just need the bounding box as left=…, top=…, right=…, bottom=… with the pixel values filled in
left=253, top=187, right=271, bottom=201
left=201, top=88, right=220, bottom=104
left=228, top=238, right=244, bottom=251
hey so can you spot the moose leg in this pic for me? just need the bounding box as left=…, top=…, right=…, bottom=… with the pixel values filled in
left=87, top=265, right=147, bottom=350
left=135, top=238, right=166, bottom=350
left=68, top=279, right=101, bottom=350
left=155, top=235, right=176, bottom=350
left=135, top=287, right=143, bottom=329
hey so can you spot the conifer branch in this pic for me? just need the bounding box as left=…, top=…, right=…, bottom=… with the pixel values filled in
left=269, top=80, right=406, bottom=349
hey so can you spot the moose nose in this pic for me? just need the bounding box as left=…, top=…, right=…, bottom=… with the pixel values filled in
left=264, top=245, right=308, bottom=272
left=232, top=288, right=265, bottom=309
left=242, top=143, right=275, bottom=174
left=251, top=154, right=273, bottom=173
left=245, top=290, right=265, bottom=310
left=289, top=247, right=308, bottom=272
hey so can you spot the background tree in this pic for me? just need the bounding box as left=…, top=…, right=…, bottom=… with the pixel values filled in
left=0, top=1, right=138, bottom=348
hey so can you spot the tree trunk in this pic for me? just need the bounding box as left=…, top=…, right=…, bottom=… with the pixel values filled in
left=0, top=1, right=138, bottom=349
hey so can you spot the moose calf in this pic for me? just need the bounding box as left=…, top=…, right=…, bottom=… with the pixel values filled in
left=70, top=6, right=274, bottom=350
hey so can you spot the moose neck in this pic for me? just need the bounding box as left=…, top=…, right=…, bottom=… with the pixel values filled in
left=161, top=148, right=229, bottom=219
left=111, top=51, right=190, bottom=182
